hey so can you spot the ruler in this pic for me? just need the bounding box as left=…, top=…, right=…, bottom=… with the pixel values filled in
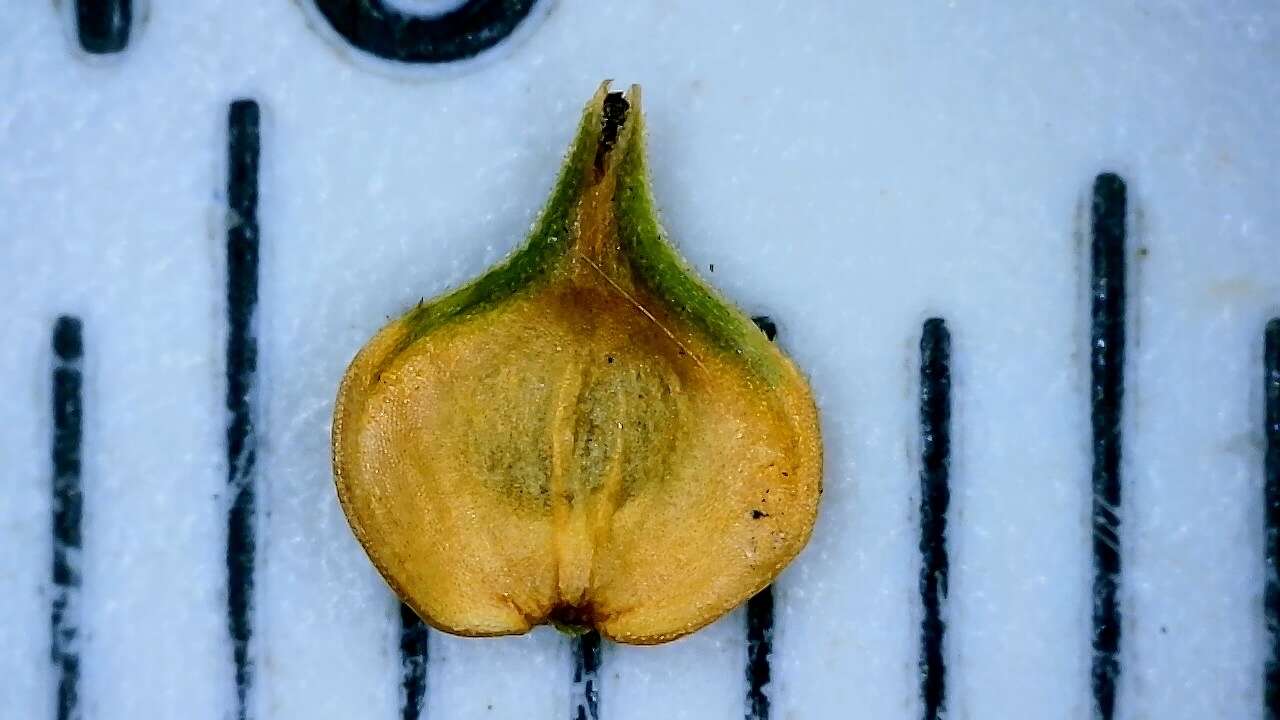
left=2, top=3, right=1278, bottom=719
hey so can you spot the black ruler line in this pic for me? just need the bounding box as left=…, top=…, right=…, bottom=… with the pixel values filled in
left=226, top=98, right=262, bottom=720
left=399, top=603, right=429, bottom=720
left=51, top=316, right=84, bottom=720
left=570, top=631, right=601, bottom=720
left=1089, top=172, right=1127, bottom=720
left=745, top=587, right=774, bottom=720
left=75, top=0, right=131, bottom=54
left=917, top=318, right=951, bottom=720
left=745, top=315, right=777, bottom=720
left=1264, top=318, right=1280, bottom=718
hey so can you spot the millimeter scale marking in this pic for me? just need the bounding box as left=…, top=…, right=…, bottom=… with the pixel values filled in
left=917, top=318, right=952, bottom=720
left=1089, top=172, right=1127, bottom=720
left=225, top=98, right=262, bottom=720
left=51, top=316, right=85, bottom=720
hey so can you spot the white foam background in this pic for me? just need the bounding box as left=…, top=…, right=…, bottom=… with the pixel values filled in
left=2, top=2, right=1278, bottom=719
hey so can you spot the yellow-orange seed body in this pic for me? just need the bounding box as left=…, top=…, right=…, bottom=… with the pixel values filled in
left=332, top=83, right=822, bottom=644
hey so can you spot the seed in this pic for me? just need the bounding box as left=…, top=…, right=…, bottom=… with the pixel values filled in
left=332, top=82, right=823, bottom=645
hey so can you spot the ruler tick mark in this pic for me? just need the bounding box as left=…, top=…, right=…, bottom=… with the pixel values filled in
left=75, top=0, right=132, bottom=54
left=918, top=318, right=951, bottom=720
left=1263, top=318, right=1280, bottom=718
left=225, top=98, right=261, bottom=720
left=744, top=315, right=777, bottom=720
left=51, top=316, right=84, bottom=720
left=1089, top=172, right=1127, bottom=720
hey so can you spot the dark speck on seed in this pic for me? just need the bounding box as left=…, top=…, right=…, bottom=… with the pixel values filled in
left=594, top=91, right=631, bottom=173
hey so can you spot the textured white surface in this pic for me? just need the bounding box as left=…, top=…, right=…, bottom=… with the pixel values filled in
left=2, top=2, right=1279, bottom=719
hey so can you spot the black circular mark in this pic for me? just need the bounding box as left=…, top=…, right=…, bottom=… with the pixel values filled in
left=312, top=0, right=540, bottom=64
